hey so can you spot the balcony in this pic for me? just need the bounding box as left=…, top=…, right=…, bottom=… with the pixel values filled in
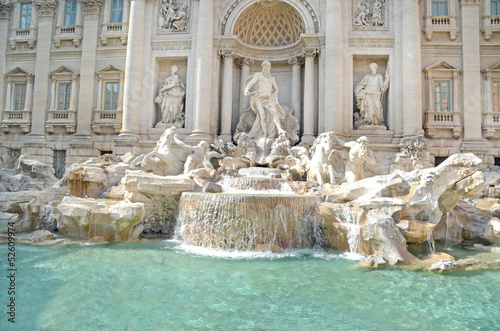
left=100, top=23, right=128, bottom=46
left=92, top=109, right=122, bottom=133
left=482, top=16, right=500, bottom=40
left=45, top=109, right=77, bottom=133
left=1, top=110, right=31, bottom=133
left=9, top=28, right=36, bottom=50
left=54, top=25, right=82, bottom=48
left=424, top=111, right=462, bottom=138
left=423, top=15, right=459, bottom=41
left=482, top=112, right=500, bottom=138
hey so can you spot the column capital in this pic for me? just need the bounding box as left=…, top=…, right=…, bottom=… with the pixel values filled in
left=6, top=76, right=12, bottom=83
left=288, top=57, right=304, bottom=66
left=27, top=76, right=34, bottom=83
left=71, top=73, right=80, bottom=80
left=237, top=57, right=254, bottom=67
left=218, top=49, right=234, bottom=58
left=302, top=47, right=319, bottom=58
left=35, top=0, right=57, bottom=17
left=0, top=0, right=12, bottom=19
left=78, top=0, right=102, bottom=14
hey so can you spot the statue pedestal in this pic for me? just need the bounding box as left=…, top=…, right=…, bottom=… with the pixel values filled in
left=352, top=125, right=394, bottom=144
left=155, top=121, right=184, bottom=129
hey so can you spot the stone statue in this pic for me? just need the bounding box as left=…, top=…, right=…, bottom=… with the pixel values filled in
left=354, top=0, right=370, bottom=27
left=333, top=134, right=376, bottom=183
left=160, top=0, right=189, bottom=31
left=354, top=0, right=385, bottom=28
left=131, top=126, right=184, bottom=176
left=354, top=63, right=389, bottom=128
left=173, top=134, right=211, bottom=174
left=155, top=65, right=185, bottom=126
left=371, top=0, right=384, bottom=26
left=244, top=61, right=287, bottom=139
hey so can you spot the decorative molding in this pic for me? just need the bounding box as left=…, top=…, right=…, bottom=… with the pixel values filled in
left=460, top=0, right=481, bottom=5
left=35, top=0, right=57, bottom=17
left=0, top=0, right=12, bottom=19
left=151, top=38, right=192, bottom=51
left=78, top=0, right=102, bottom=14
left=348, top=36, right=394, bottom=48
left=221, top=0, right=319, bottom=35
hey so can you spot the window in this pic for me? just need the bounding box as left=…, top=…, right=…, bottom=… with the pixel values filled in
left=13, top=84, right=26, bottom=111
left=434, top=81, right=450, bottom=112
left=64, top=1, right=77, bottom=26
left=104, top=82, right=119, bottom=110
left=53, top=150, right=66, bottom=179
left=110, top=0, right=124, bottom=23
left=493, top=0, right=500, bottom=15
left=57, top=83, right=71, bottom=110
left=432, top=0, right=448, bottom=16
left=20, top=3, right=32, bottom=29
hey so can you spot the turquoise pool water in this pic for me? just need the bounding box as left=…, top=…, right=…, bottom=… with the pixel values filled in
left=1, top=240, right=499, bottom=330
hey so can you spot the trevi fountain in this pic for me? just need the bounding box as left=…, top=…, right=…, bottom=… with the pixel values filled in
left=1, top=62, right=500, bottom=330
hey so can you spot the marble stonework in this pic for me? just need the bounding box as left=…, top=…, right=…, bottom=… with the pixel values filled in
left=0, top=0, right=499, bottom=173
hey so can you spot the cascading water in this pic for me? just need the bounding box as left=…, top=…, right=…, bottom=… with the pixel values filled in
left=333, top=205, right=363, bottom=254
left=35, top=204, right=56, bottom=231
left=176, top=168, right=325, bottom=251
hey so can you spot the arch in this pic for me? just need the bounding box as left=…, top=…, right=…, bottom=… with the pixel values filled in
left=221, top=0, right=319, bottom=36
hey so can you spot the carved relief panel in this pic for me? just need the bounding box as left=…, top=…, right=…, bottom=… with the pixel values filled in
left=158, top=0, right=190, bottom=33
left=352, top=0, right=388, bottom=31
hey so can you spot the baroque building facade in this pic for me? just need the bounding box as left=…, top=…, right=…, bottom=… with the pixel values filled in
left=0, top=0, right=499, bottom=177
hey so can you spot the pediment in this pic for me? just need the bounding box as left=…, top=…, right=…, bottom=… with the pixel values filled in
left=97, top=64, right=123, bottom=73
left=424, top=61, right=460, bottom=72
left=6, top=66, right=34, bottom=77
left=484, top=62, right=500, bottom=73
left=51, top=65, right=76, bottom=75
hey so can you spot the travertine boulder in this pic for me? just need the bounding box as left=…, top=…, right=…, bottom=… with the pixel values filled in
left=27, top=230, right=54, bottom=242
left=0, top=155, right=58, bottom=192
left=57, top=197, right=145, bottom=241
left=429, top=258, right=460, bottom=272
left=397, top=219, right=436, bottom=244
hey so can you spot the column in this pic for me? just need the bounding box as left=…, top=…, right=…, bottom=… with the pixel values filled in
left=119, top=0, right=145, bottom=139
left=238, top=58, right=253, bottom=117
left=30, top=0, right=57, bottom=135
left=288, top=57, right=302, bottom=121
left=0, top=2, right=11, bottom=112
left=76, top=0, right=102, bottom=135
left=190, top=0, right=215, bottom=139
left=324, top=0, right=343, bottom=133
left=302, top=49, right=317, bottom=143
left=461, top=0, right=482, bottom=141
left=69, top=74, right=79, bottom=110
left=5, top=78, right=12, bottom=111
left=220, top=50, right=234, bottom=141
left=402, top=0, right=423, bottom=136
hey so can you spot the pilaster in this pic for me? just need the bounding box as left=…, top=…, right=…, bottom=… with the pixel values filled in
left=238, top=57, right=253, bottom=117
left=288, top=57, right=303, bottom=122
left=0, top=1, right=11, bottom=114
left=302, top=48, right=318, bottom=144
left=220, top=50, right=234, bottom=141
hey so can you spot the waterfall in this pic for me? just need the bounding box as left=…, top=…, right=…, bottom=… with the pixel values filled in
left=176, top=193, right=324, bottom=251
left=219, top=176, right=289, bottom=193
left=333, top=206, right=363, bottom=254
left=35, top=204, right=56, bottom=231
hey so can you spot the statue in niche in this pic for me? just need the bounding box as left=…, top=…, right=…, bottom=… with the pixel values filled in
left=243, top=61, right=287, bottom=139
left=173, top=134, right=211, bottom=175
left=130, top=126, right=184, bottom=176
left=333, top=134, right=376, bottom=183
left=354, top=0, right=386, bottom=28
left=354, top=63, right=389, bottom=128
left=155, top=65, right=185, bottom=127
left=160, top=0, right=189, bottom=31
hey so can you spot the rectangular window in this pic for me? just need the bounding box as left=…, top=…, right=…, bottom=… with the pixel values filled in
left=492, top=0, right=500, bottom=16
left=20, top=3, right=32, bottom=29
left=110, top=0, right=124, bottom=23
left=57, top=83, right=71, bottom=110
left=53, top=150, right=66, bottom=179
left=104, top=82, right=119, bottom=110
left=494, top=81, right=500, bottom=113
left=432, top=0, right=448, bottom=16
left=434, top=80, right=450, bottom=112
left=13, top=84, right=27, bottom=111
left=64, top=0, right=77, bottom=26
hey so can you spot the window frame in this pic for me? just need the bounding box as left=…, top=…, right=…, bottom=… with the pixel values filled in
left=432, top=0, right=448, bottom=16
left=110, top=0, right=124, bottom=24
left=19, top=2, right=32, bottom=29
left=103, top=81, right=119, bottom=110
left=64, top=0, right=78, bottom=26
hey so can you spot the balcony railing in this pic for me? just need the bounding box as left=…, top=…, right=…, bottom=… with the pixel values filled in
left=100, top=23, right=129, bottom=46
left=424, top=110, right=462, bottom=138
left=45, top=109, right=77, bottom=133
left=54, top=25, right=82, bottom=47
left=482, top=16, right=500, bottom=40
left=483, top=112, right=500, bottom=138
left=92, top=109, right=122, bottom=133
left=1, top=110, right=31, bottom=133
left=423, top=15, right=458, bottom=41
left=9, top=28, right=37, bottom=49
